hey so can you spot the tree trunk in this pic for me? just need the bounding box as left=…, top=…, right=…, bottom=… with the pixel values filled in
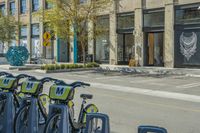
left=2, top=42, right=4, bottom=54
left=82, top=44, right=86, bottom=65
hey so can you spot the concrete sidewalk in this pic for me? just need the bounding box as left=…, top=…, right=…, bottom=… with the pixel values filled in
left=100, top=64, right=200, bottom=77
left=0, top=64, right=41, bottom=70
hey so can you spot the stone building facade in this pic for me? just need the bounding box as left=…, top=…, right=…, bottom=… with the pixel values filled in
left=0, top=0, right=199, bottom=68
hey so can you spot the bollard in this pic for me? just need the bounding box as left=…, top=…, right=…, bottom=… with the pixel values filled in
left=47, top=104, right=70, bottom=133
left=138, top=125, right=168, bottom=133
left=84, top=113, right=110, bottom=133
left=27, top=98, right=39, bottom=133
left=0, top=93, right=15, bottom=133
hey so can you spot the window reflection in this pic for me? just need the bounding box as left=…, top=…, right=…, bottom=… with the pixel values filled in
left=95, top=16, right=110, bottom=63
left=144, top=11, right=164, bottom=27
left=176, top=7, right=200, bottom=24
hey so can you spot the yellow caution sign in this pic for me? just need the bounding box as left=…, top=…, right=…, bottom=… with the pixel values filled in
left=43, top=32, right=51, bottom=40
left=43, top=40, right=51, bottom=47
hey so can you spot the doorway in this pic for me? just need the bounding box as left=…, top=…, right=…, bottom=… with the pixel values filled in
left=117, top=33, right=135, bottom=65
left=146, top=32, right=164, bottom=66
left=58, top=39, right=69, bottom=62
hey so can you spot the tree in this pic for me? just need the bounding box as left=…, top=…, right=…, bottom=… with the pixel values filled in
left=0, top=14, right=18, bottom=53
left=39, top=0, right=111, bottom=64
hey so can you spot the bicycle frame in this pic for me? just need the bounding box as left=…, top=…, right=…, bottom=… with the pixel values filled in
left=15, top=77, right=63, bottom=133
left=0, top=73, right=36, bottom=133
left=78, top=98, right=87, bottom=123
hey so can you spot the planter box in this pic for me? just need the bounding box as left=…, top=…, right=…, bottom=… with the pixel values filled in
left=36, top=68, right=97, bottom=73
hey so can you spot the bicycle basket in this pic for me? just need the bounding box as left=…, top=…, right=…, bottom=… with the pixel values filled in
left=49, top=85, right=74, bottom=101
left=21, top=81, right=41, bottom=95
left=0, top=77, right=16, bottom=90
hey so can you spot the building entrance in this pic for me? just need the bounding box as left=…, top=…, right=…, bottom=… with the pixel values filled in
left=117, top=33, right=135, bottom=65
left=146, top=32, right=164, bottom=66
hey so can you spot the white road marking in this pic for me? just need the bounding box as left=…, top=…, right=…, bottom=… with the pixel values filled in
left=60, top=78, right=200, bottom=103
left=176, top=83, right=200, bottom=89
left=130, top=79, right=159, bottom=84
left=148, top=82, right=167, bottom=86
left=111, top=79, right=122, bottom=81
left=16, top=74, right=200, bottom=103
left=95, top=76, right=123, bottom=80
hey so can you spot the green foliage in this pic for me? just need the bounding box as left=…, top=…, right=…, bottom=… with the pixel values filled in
left=55, top=64, right=61, bottom=69
left=47, top=64, right=56, bottom=70
left=0, top=14, right=19, bottom=46
left=61, top=64, right=65, bottom=69
left=42, top=63, right=100, bottom=71
left=37, top=0, right=111, bottom=63
left=41, top=65, right=45, bottom=70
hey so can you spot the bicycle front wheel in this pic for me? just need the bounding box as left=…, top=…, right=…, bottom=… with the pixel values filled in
left=44, top=113, right=61, bottom=133
left=14, top=105, right=30, bottom=133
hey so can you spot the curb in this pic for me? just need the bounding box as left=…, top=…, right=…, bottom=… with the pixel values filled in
left=35, top=68, right=97, bottom=73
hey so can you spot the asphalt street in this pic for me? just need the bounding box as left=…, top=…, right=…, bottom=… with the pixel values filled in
left=2, top=69, right=200, bottom=133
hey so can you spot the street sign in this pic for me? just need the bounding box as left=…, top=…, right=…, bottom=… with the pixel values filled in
left=43, top=40, right=50, bottom=47
left=43, top=32, right=51, bottom=40
left=43, top=32, right=51, bottom=47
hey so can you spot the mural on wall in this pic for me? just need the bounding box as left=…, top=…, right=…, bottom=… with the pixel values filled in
left=180, top=32, right=197, bottom=61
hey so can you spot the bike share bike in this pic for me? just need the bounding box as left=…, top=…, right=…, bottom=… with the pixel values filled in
left=44, top=81, right=98, bottom=133
left=0, top=72, right=36, bottom=133
left=14, top=77, right=64, bottom=133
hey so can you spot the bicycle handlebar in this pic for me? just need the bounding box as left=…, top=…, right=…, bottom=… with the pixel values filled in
left=57, top=81, right=90, bottom=88
left=15, top=74, right=37, bottom=81
left=0, top=72, right=13, bottom=77
left=37, top=77, right=63, bottom=85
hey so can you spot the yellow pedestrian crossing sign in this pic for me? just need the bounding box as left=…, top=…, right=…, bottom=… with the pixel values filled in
left=43, top=32, right=51, bottom=40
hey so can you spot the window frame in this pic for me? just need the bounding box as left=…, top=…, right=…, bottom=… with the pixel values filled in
left=175, top=3, right=200, bottom=26
left=10, top=1, right=15, bottom=15
left=117, top=12, right=135, bottom=33
left=20, top=0, right=27, bottom=14
left=143, top=8, right=165, bottom=32
left=32, top=0, right=39, bottom=12
left=0, top=3, right=5, bottom=16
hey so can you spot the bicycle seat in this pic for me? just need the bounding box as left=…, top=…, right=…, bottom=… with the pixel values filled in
left=80, top=94, right=93, bottom=99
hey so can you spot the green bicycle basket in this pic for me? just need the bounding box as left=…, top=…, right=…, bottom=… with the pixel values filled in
left=0, top=77, right=16, bottom=90
left=49, top=85, right=74, bottom=101
left=21, top=81, right=41, bottom=95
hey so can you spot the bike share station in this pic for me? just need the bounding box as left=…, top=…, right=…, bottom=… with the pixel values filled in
left=0, top=72, right=168, bottom=133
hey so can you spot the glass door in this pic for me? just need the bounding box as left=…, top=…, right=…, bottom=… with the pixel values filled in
left=117, top=33, right=135, bottom=64
left=147, top=32, right=164, bottom=66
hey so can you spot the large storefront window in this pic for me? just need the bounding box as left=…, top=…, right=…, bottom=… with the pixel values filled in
left=31, top=24, right=41, bottom=58
left=20, top=25, right=28, bottom=48
left=175, top=5, right=200, bottom=67
left=175, top=30, right=200, bottom=67
left=117, top=34, right=135, bottom=63
left=95, top=15, right=109, bottom=63
left=117, top=12, right=135, bottom=65
left=31, top=38, right=41, bottom=58
left=0, top=43, right=7, bottom=54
